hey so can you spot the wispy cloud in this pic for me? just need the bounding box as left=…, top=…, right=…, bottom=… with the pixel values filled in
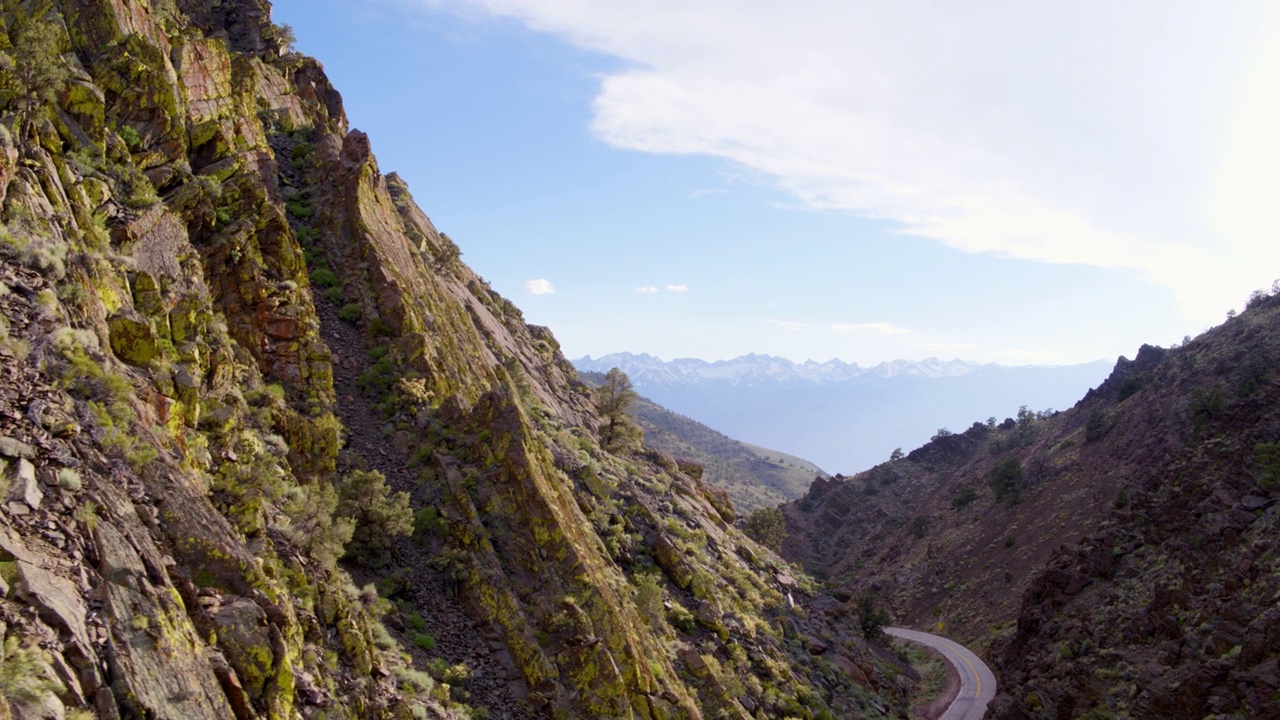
left=665, top=284, right=689, bottom=293
left=431, top=0, right=1280, bottom=325
left=916, top=341, right=978, bottom=353
left=767, top=319, right=910, bottom=335
left=524, top=278, right=555, bottom=295
left=830, top=322, right=910, bottom=336
left=635, top=286, right=660, bottom=294
left=766, top=319, right=811, bottom=332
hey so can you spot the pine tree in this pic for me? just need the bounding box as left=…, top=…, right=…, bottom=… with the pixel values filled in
left=0, top=4, right=69, bottom=139
left=596, top=367, right=641, bottom=451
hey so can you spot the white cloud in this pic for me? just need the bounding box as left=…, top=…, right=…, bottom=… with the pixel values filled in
left=634, top=286, right=659, bottom=293
left=665, top=284, right=689, bottom=293
left=830, top=322, right=909, bottom=336
left=429, top=0, right=1280, bottom=325
left=524, top=278, right=555, bottom=295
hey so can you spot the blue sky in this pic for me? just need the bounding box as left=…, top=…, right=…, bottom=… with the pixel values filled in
left=271, top=0, right=1280, bottom=366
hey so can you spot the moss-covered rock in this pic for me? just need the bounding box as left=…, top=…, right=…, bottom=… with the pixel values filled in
left=107, top=310, right=160, bottom=365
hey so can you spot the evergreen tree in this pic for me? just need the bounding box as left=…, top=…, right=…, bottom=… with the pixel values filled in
left=595, top=367, right=641, bottom=451
left=0, top=4, right=69, bottom=138
left=742, top=506, right=787, bottom=551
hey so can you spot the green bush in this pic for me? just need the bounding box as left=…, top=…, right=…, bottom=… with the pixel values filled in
left=907, top=515, right=928, bottom=539
left=1117, top=375, right=1143, bottom=401
left=338, top=303, right=361, bottom=323
left=412, top=506, right=445, bottom=543
left=741, top=507, right=787, bottom=551
left=310, top=268, right=338, bottom=288
left=405, top=612, right=427, bottom=632
left=1255, top=442, right=1280, bottom=490
left=1084, top=409, right=1108, bottom=443
left=988, top=456, right=1023, bottom=505
left=0, top=635, right=62, bottom=710
left=337, top=469, right=413, bottom=567
left=283, top=481, right=355, bottom=570
left=856, top=592, right=890, bottom=639
left=324, top=286, right=345, bottom=304
left=285, top=198, right=313, bottom=218
left=952, top=486, right=979, bottom=509
left=413, top=633, right=436, bottom=651
left=1190, top=385, right=1225, bottom=432
left=1113, top=489, right=1130, bottom=510
left=117, top=124, right=141, bottom=149
left=666, top=601, right=697, bottom=634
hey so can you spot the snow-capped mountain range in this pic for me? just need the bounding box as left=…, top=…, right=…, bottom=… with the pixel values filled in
left=576, top=352, right=984, bottom=386
left=573, top=352, right=1113, bottom=476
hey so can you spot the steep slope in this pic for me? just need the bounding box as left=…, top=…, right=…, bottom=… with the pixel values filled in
left=784, top=291, right=1280, bottom=719
left=575, top=353, right=1111, bottom=473
left=579, top=370, right=824, bottom=512
left=0, top=2, right=916, bottom=718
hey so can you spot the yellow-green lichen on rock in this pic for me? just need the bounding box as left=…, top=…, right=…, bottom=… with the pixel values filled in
left=106, top=309, right=159, bottom=365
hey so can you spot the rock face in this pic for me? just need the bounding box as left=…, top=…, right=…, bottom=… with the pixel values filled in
left=784, top=293, right=1280, bottom=719
left=0, top=1, right=911, bottom=718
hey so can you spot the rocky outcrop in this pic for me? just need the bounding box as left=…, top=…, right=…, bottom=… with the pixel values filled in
left=785, top=291, right=1280, bottom=719
left=1, top=0, right=911, bottom=718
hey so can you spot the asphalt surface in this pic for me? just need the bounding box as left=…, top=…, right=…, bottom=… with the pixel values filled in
left=886, top=627, right=998, bottom=720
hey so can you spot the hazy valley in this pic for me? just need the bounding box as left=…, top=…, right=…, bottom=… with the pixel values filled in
left=575, top=352, right=1112, bottom=474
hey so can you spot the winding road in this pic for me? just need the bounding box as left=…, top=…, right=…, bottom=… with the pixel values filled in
left=886, top=627, right=997, bottom=720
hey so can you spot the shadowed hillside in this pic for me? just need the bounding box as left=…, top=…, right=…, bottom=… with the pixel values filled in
left=784, top=289, right=1280, bottom=719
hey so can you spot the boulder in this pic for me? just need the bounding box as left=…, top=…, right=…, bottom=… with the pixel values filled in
left=107, top=311, right=159, bottom=366
left=6, top=458, right=43, bottom=509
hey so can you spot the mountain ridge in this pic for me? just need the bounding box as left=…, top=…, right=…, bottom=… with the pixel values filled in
left=579, top=369, right=824, bottom=512
left=575, top=352, right=1112, bottom=472
left=781, top=291, right=1280, bottom=718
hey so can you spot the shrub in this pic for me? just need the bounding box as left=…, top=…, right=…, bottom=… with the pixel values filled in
left=988, top=456, right=1023, bottom=505
left=1117, top=375, right=1143, bottom=401
left=412, top=506, right=445, bottom=543
left=285, top=198, right=313, bottom=218
left=0, top=635, right=62, bottom=709
left=1114, top=489, right=1130, bottom=510
left=632, top=572, right=664, bottom=626
left=1084, top=409, right=1108, bottom=443
left=116, top=124, right=141, bottom=149
left=952, top=486, right=979, bottom=509
left=324, top=286, right=345, bottom=304
left=338, top=303, right=361, bottom=323
left=282, top=481, right=355, bottom=570
left=413, top=633, right=436, bottom=651
left=741, top=507, right=787, bottom=551
left=1190, top=385, right=1225, bottom=432
left=57, top=467, right=82, bottom=491
left=666, top=601, right=697, bottom=634
left=337, top=469, right=413, bottom=567
left=856, top=592, right=890, bottom=639
left=907, top=515, right=928, bottom=539
left=310, top=268, right=338, bottom=288
left=1255, top=442, right=1280, bottom=490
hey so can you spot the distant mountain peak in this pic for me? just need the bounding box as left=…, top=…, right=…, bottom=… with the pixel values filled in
left=572, top=352, right=1111, bottom=472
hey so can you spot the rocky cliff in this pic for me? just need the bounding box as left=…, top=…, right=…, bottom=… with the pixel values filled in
left=0, top=1, right=912, bottom=718
left=785, top=291, right=1280, bottom=718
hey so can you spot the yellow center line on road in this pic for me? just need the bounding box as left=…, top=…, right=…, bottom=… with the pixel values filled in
left=955, top=648, right=982, bottom=698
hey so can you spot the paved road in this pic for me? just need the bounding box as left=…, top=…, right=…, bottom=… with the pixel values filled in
left=886, top=627, right=997, bottom=720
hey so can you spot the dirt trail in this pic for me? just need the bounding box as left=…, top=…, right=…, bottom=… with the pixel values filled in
left=313, top=292, right=533, bottom=719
